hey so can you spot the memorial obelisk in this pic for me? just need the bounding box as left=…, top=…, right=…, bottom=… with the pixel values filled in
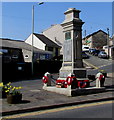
left=59, top=8, right=86, bottom=78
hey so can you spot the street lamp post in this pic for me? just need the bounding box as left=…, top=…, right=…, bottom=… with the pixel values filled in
left=31, top=2, right=44, bottom=76
left=31, top=5, right=34, bottom=76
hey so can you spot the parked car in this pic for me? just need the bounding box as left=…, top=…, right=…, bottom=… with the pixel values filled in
left=82, top=51, right=89, bottom=59
left=89, top=48, right=96, bottom=54
left=98, top=51, right=108, bottom=58
left=93, top=50, right=100, bottom=56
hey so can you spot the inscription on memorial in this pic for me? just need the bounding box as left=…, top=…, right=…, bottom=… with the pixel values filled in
left=63, top=40, right=72, bottom=62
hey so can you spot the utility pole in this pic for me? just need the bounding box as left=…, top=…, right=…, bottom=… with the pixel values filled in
left=84, top=30, right=87, bottom=45
left=107, top=28, right=110, bottom=58
left=84, top=30, right=86, bottom=38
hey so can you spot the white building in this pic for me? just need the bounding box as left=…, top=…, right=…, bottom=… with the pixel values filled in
left=103, top=35, right=114, bottom=59
left=25, top=33, right=61, bottom=57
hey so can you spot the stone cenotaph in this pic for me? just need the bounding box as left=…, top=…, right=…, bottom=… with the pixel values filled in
left=59, top=8, right=86, bottom=78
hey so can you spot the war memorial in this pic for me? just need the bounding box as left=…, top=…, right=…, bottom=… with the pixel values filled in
left=42, top=8, right=106, bottom=96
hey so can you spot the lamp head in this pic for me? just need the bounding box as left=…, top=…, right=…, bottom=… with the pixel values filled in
left=38, top=2, right=44, bottom=5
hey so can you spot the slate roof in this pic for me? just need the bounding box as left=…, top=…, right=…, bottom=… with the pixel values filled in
left=0, top=38, right=52, bottom=54
left=83, top=30, right=108, bottom=40
left=33, top=33, right=61, bottom=48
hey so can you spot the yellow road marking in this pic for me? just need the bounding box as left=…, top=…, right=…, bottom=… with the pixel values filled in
left=83, top=60, right=99, bottom=69
left=3, top=100, right=113, bottom=119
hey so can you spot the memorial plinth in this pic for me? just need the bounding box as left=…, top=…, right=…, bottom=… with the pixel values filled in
left=59, top=8, right=86, bottom=79
left=43, top=85, right=106, bottom=97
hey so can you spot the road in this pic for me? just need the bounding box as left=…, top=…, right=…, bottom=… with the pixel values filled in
left=84, top=53, right=112, bottom=68
left=3, top=52, right=113, bottom=119
left=4, top=101, right=113, bottom=119
left=84, top=53, right=113, bottom=75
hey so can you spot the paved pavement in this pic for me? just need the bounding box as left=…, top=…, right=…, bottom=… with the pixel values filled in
left=1, top=72, right=114, bottom=116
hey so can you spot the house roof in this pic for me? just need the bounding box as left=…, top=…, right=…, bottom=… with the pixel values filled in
left=33, top=33, right=61, bottom=48
left=0, top=38, right=52, bottom=54
left=83, top=30, right=108, bottom=40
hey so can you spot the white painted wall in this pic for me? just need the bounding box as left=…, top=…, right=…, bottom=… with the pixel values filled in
left=43, top=24, right=64, bottom=54
left=112, top=35, right=114, bottom=45
left=104, top=47, right=112, bottom=58
left=25, top=34, right=46, bottom=50
left=22, top=49, right=32, bottom=62
left=43, top=24, right=64, bottom=45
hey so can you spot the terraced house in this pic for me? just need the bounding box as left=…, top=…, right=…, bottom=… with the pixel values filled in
left=82, top=30, right=108, bottom=49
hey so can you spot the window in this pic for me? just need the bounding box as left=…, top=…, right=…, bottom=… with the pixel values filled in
left=25, top=55, right=29, bottom=58
left=65, top=32, right=71, bottom=40
left=84, top=47, right=89, bottom=49
left=0, top=49, right=8, bottom=53
left=12, top=55, right=18, bottom=59
left=40, top=55, right=45, bottom=60
left=48, top=47, right=53, bottom=52
left=55, top=48, right=58, bottom=56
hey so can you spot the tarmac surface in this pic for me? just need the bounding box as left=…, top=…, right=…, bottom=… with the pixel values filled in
left=1, top=73, right=114, bottom=116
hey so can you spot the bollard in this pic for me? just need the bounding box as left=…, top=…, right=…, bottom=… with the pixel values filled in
left=95, top=72, right=105, bottom=88
left=44, top=72, right=51, bottom=86
left=66, top=73, right=77, bottom=89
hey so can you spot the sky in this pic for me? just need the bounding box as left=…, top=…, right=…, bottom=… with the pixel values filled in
left=1, top=1, right=113, bottom=40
